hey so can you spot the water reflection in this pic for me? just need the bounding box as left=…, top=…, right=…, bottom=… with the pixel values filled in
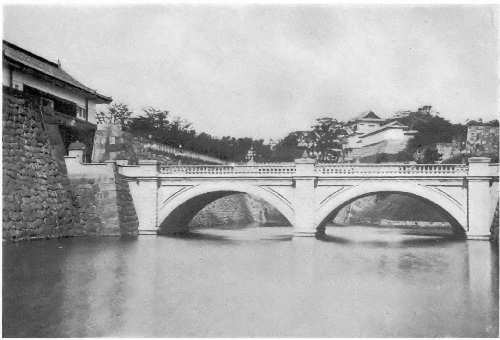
left=3, top=225, right=498, bottom=337
left=163, top=230, right=234, bottom=243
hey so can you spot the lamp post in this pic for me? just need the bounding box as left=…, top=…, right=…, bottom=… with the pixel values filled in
left=245, top=145, right=256, bottom=164
left=178, top=144, right=183, bottom=165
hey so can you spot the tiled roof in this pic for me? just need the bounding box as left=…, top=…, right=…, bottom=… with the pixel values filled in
left=3, top=40, right=111, bottom=103
left=351, top=110, right=384, bottom=121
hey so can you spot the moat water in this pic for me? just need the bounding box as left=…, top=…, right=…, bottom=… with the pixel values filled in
left=3, top=225, right=498, bottom=337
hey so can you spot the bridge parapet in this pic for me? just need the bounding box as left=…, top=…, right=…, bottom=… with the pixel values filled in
left=315, top=163, right=469, bottom=177
left=157, top=162, right=471, bottom=177
left=159, top=163, right=296, bottom=176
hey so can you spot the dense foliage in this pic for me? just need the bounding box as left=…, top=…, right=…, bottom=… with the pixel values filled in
left=99, top=103, right=498, bottom=164
left=121, top=106, right=272, bottom=162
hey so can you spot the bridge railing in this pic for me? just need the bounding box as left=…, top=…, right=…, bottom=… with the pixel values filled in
left=160, top=163, right=296, bottom=176
left=159, top=162, right=471, bottom=177
left=315, top=163, right=469, bottom=176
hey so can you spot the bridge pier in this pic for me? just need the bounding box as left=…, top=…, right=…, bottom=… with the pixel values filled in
left=123, top=160, right=160, bottom=235
left=466, top=157, right=497, bottom=240
left=292, top=157, right=319, bottom=238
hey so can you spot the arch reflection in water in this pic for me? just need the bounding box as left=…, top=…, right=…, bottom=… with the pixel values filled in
left=3, top=232, right=498, bottom=337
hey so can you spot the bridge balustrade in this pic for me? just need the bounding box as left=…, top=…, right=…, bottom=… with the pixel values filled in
left=315, top=163, right=469, bottom=176
left=159, top=162, right=470, bottom=177
left=160, top=163, right=296, bottom=176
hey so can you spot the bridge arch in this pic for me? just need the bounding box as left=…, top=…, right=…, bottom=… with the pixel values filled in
left=157, top=182, right=294, bottom=233
left=315, top=182, right=467, bottom=233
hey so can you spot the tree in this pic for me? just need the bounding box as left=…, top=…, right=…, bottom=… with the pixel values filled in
left=310, top=117, right=347, bottom=162
left=421, top=146, right=442, bottom=164
left=395, top=108, right=467, bottom=163
left=270, top=133, right=303, bottom=162
left=97, top=102, right=133, bottom=127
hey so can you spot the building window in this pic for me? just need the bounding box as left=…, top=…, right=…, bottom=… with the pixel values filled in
left=76, top=106, right=87, bottom=120
left=109, top=136, right=115, bottom=145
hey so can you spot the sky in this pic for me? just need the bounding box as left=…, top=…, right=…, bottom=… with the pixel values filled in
left=3, top=4, right=498, bottom=139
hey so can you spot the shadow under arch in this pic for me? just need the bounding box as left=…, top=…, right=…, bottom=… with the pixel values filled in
left=315, top=185, right=467, bottom=238
left=157, top=183, right=294, bottom=234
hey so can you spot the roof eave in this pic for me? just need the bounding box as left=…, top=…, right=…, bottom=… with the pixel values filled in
left=359, top=126, right=407, bottom=138
left=4, top=55, right=112, bottom=104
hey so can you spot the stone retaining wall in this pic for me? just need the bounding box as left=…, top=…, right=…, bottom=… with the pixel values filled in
left=2, top=94, right=82, bottom=241
left=189, top=194, right=289, bottom=228
left=64, top=158, right=139, bottom=236
left=3, top=93, right=139, bottom=241
left=116, top=173, right=140, bottom=235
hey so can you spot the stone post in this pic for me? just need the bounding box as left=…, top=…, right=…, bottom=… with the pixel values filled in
left=293, top=156, right=317, bottom=237
left=467, top=157, right=492, bottom=240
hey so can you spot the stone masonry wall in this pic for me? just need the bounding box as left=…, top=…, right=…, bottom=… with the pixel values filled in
left=116, top=173, right=140, bottom=235
left=70, top=178, right=105, bottom=235
left=189, top=194, right=289, bottom=228
left=3, top=93, right=82, bottom=241
left=64, top=158, right=139, bottom=236
left=3, top=93, right=139, bottom=241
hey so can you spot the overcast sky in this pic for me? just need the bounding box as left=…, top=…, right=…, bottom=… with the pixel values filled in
left=4, top=5, right=498, bottom=139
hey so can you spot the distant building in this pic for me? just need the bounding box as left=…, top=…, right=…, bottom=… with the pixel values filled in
left=350, top=111, right=385, bottom=135
left=466, top=124, right=499, bottom=157
left=2, top=40, right=112, bottom=160
left=344, top=116, right=417, bottom=162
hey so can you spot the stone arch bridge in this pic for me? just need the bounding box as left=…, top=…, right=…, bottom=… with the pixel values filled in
left=118, top=157, right=499, bottom=240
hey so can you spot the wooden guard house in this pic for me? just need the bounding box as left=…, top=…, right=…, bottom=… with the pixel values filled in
left=2, top=40, right=112, bottom=161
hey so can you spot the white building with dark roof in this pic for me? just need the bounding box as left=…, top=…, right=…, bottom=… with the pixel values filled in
left=344, top=117, right=417, bottom=162
left=350, top=111, right=385, bottom=134
left=3, top=40, right=111, bottom=124
left=2, top=40, right=112, bottom=161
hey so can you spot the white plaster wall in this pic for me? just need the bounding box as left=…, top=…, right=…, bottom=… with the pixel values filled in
left=361, top=128, right=405, bottom=145
left=3, top=64, right=10, bottom=86
left=357, top=122, right=381, bottom=134
left=9, top=69, right=98, bottom=124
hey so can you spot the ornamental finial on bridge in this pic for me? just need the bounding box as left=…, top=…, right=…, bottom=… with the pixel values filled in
left=245, top=146, right=256, bottom=164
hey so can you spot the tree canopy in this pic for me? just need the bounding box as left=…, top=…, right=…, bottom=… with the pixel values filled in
left=97, top=102, right=497, bottom=164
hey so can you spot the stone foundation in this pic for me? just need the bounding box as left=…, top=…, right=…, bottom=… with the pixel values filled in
left=65, top=157, right=139, bottom=236
left=2, top=94, right=81, bottom=241
left=3, top=93, right=139, bottom=241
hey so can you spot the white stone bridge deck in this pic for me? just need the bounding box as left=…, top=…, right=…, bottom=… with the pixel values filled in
left=115, top=158, right=498, bottom=240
